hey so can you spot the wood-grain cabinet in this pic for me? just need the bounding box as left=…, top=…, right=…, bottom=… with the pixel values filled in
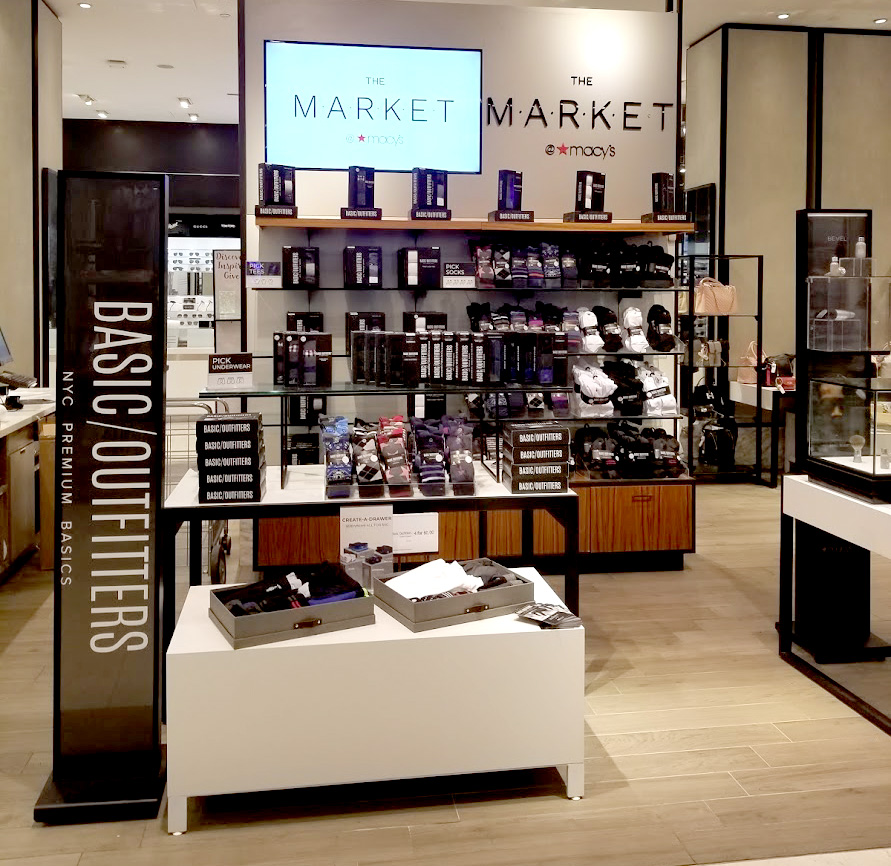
left=255, top=481, right=694, bottom=566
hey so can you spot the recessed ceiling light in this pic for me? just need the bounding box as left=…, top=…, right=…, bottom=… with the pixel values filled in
left=777, top=12, right=790, bottom=19
left=679, top=166, right=686, bottom=174
left=189, top=114, right=199, bottom=122
left=157, top=64, right=174, bottom=69
left=178, top=97, right=191, bottom=108
left=79, top=94, right=94, bottom=105
left=96, top=110, right=108, bottom=119
left=220, top=12, right=231, bottom=17
left=106, top=59, right=127, bottom=69
left=875, top=17, right=888, bottom=24
left=79, top=3, right=92, bottom=8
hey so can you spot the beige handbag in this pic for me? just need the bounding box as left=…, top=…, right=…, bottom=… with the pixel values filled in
left=736, top=340, right=763, bottom=384
left=695, top=277, right=739, bottom=314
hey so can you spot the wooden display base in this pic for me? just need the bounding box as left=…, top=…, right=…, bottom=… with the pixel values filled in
left=641, top=212, right=692, bottom=224
left=410, top=208, right=452, bottom=220
left=563, top=211, right=613, bottom=223
left=489, top=210, right=534, bottom=223
left=255, top=205, right=298, bottom=217
left=341, top=207, right=382, bottom=220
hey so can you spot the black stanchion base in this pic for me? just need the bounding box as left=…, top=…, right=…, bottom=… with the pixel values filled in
left=34, top=761, right=166, bottom=824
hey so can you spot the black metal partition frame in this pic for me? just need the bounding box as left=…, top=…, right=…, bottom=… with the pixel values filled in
left=679, top=253, right=765, bottom=484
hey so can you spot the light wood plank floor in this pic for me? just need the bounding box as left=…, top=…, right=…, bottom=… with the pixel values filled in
left=3, top=484, right=891, bottom=866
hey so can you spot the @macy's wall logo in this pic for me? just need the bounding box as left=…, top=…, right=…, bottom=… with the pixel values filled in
left=545, top=143, right=616, bottom=159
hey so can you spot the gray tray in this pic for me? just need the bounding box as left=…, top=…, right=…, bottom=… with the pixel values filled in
left=372, top=565, right=533, bottom=632
left=209, top=587, right=375, bottom=649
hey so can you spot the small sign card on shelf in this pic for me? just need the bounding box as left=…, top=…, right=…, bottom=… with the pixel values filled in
left=410, top=207, right=452, bottom=220
left=442, top=263, right=476, bottom=289
left=641, top=212, right=693, bottom=224
left=563, top=211, right=613, bottom=223
left=208, top=353, right=253, bottom=390
left=488, top=210, right=535, bottom=222
left=340, top=207, right=383, bottom=220
left=255, top=205, right=298, bottom=217
left=246, top=261, right=282, bottom=289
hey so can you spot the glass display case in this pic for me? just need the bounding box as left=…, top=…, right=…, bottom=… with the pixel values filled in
left=807, top=272, right=889, bottom=353
left=808, top=376, right=891, bottom=499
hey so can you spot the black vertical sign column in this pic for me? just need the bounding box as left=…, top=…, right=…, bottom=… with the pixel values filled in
left=35, top=172, right=168, bottom=823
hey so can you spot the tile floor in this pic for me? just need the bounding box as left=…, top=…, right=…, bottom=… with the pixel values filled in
left=2, top=484, right=891, bottom=865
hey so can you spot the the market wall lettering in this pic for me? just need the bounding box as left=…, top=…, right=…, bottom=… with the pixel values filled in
left=296, top=94, right=454, bottom=122
left=89, top=301, right=155, bottom=655
left=486, top=98, right=674, bottom=131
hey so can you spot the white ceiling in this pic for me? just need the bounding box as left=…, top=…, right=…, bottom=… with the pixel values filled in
left=54, top=0, right=890, bottom=124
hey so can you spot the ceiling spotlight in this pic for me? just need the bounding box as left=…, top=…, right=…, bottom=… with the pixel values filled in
left=157, top=63, right=174, bottom=69
left=220, top=12, right=231, bottom=17
left=875, top=17, right=888, bottom=24
left=96, top=110, right=108, bottom=119
left=178, top=97, right=191, bottom=108
left=777, top=12, right=790, bottom=19
left=79, top=94, right=94, bottom=105
left=79, top=3, right=92, bottom=8
left=189, top=113, right=199, bottom=122
left=679, top=166, right=686, bottom=174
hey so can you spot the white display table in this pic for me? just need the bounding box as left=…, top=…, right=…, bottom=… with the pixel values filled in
left=166, top=567, right=585, bottom=833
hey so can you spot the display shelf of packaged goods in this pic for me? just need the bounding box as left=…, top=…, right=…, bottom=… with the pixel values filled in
left=256, top=216, right=694, bottom=233
left=160, top=465, right=581, bottom=616
left=200, top=381, right=576, bottom=399
left=252, top=285, right=695, bottom=293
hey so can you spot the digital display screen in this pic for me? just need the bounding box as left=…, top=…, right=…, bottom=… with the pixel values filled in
left=264, top=41, right=482, bottom=173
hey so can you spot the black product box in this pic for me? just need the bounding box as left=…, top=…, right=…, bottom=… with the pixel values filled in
left=288, top=394, right=326, bottom=424
left=196, top=413, right=262, bottom=442
left=345, top=311, right=385, bottom=354
left=418, top=331, right=431, bottom=382
left=486, top=332, right=504, bottom=383
left=472, top=332, right=487, bottom=384
left=385, top=332, right=406, bottom=385
left=375, top=331, right=389, bottom=386
left=652, top=172, right=674, bottom=213
left=351, top=331, right=366, bottom=383
left=503, top=333, right=519, bottom=383
left=503, top=421, right=570, bottom=447
left=501, top=458, right=568, bottom=481
left=564, top=210, right=613, bottom=223
left=273, top=331, right=287, bottom=385
left=457, top=331, right=472, bottom=383
left=366, top=331, right=383, bottom=385
left=199, top=479, right=267, bottom=504
left=197, top=449, right=266, bottom=471
left=287, top=311, right=324, bottom=333
left=397, top=247, right=441, bottom=289
left=442, top=331, right=456, bottom=383
left=258, top=163, right=295, bottom=206
left=403, top=332, right=420, bottom=387
left=402, top=311, right=447, bottom=332
left=500, top=471, right=568, bottom=494
left=503, top=441, right=570, bottom=465
left=521, top=333, right=538, bottom=384
left=430, top=330, right=444, bottom=383
left=575, top=171, right=606, bottom=212
left=282, top=246, right=319, bottom=288
left=552, top=332, right=568, bottom=385
left=411, top=168, right=448, bottom=209
left=497, top=169, right=523, bottom=210
left=348, top=165, right=375, bottom=208
left=286, top=433, right=320, bottom=466
left=284, top=332, right=333, bottom=387
left=343, top=246, right=383, bottom=287
left=537, top=333, right=554, bottom=385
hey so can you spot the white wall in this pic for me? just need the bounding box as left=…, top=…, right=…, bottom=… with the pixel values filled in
left=0, top=0, right=35, bottom=374
left=683, top=30, right=721, bottom=210
left=724, top=28, right=808, bottom=356
left=822, top=33, right=891, bottom=277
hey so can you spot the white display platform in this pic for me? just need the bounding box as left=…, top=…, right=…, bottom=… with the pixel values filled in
left=729, top=381, right=781, bottom=407
left=166, top=567, right=585, bottom=833
left=784, top=475, right=891, bottom=558
left=818, top=454, right=891, bottom=476
left=165, top=463, right=577, bottom=509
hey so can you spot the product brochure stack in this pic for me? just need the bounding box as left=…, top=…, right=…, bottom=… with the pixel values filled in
left=197, top=413, right=267, bottom=503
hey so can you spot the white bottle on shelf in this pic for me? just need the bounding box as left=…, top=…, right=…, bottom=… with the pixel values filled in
left=828, top=256, right=841, bottom=276
left=855, top=236, right=867, bottom=259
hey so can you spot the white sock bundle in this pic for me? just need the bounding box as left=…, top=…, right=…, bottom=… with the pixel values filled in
left=622, top=307, right=650, bottom=353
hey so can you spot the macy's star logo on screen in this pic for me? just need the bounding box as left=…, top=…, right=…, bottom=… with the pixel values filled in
left=358, top=134, right=366, bottom=141
left=557, top=143, right=568, bottom=154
